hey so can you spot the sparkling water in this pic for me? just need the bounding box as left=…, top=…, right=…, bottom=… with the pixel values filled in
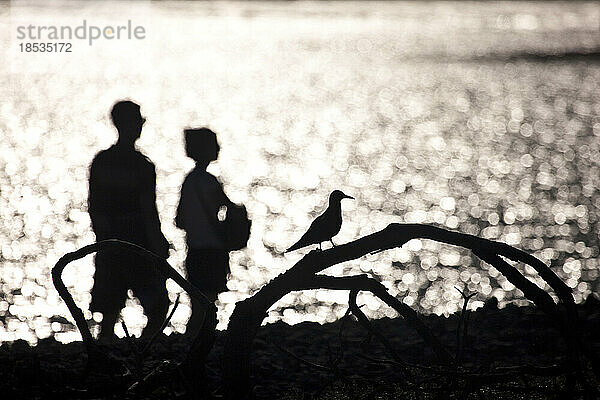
left=2, top=1, right=600, bottom=343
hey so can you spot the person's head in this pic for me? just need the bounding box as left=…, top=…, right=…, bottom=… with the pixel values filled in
left=110, top=100, right=145, bottom=145
left=184, top=128, right=220, bottom=166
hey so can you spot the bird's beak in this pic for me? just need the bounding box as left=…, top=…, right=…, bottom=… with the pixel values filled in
left=344, top=195, right=354, bottom=200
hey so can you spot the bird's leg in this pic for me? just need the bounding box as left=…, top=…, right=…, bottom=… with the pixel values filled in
left=318, top=242, right=322, bottom=251
left=330, top=240, right=336, bottom=247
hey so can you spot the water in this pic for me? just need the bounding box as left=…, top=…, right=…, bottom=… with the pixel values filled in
left=2, top=1, right=600, bottom=344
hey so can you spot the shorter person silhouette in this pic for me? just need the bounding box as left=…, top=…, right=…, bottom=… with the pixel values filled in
left=88, top=100, right=170, bottom=341
left=175, top=128, right=233, bottom=336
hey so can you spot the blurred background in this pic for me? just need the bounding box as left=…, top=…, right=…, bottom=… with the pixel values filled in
left=1, top=0, right=600, bottom=344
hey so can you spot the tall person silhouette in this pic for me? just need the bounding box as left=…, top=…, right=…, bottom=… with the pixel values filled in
left=175, top=128, right=234, bottom=336
left=88, top=100, right=170, bottom=341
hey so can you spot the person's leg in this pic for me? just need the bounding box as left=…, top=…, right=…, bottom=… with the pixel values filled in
left=186, top=250, right=214, bottom=338
left=183, top=250, right=230, bottom=394
left=187, top=288, right=216, bottom=335
left=98, top=311, right=119, bottom=342
left=132, top=257, right=170, bottom=340
left=92, top=250, right=127, bottom=341
left=140, top=283, right=169, bottom=340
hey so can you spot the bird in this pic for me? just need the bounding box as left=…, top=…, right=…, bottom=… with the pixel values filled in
left=285, top=190, right=354, bottom=252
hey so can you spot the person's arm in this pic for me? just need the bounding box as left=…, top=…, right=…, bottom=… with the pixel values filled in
left=140, top=164, right=170, bottom=258
left=88, top=158, right=112, bottom=240
left=174, top=176, right=186, bottom=230
left=175, top=194, right=185, bottom=229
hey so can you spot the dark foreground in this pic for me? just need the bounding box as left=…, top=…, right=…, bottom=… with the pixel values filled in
left=1, top=297, right=599, bottom=399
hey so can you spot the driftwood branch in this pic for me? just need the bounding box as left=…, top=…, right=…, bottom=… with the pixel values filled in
left=51, top=239, right=210, bottom=358
left=222, top=223, right=582, bottom=399
left=51, top=225, right=592, bottom=398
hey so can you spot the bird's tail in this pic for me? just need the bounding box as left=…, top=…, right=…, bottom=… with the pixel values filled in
left=284, top=245, right=297, bottom=253
left=285, top=242, right=303, bottom=253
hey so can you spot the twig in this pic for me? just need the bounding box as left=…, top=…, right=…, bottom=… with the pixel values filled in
left=120, top=319, right=142, bottom=377
left=272, top=342, right=332, bottom=372
left=121, top=320, right=132, bottom=339
left=354, top=354, right=571, bottom=380
left=348, top=289, right=410, bottom=372
left=454, top=286, right=476, bottom=365
left=124, top=294, right=184, bottom=389
left=142, top=294, right=181, bottom=355
left=328, top=308, right=352, bottom=372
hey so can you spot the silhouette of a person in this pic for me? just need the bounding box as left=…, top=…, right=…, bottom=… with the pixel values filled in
left=88, top=100, right=170, bottom=341
left=175, top=128, right=233, bottom=335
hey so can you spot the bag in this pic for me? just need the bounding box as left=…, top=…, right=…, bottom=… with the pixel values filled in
left=218, top=204, right=251, bottom=251
left=183, top=171, right=251, bottom=251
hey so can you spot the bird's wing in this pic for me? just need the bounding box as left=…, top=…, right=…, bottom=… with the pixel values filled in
left=317, top=207, right=342, bottom=239
left=285, top=211, right=329, bottom=252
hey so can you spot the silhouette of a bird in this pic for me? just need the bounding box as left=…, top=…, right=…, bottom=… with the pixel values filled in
left=286, top=190, right=354, bottom=252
